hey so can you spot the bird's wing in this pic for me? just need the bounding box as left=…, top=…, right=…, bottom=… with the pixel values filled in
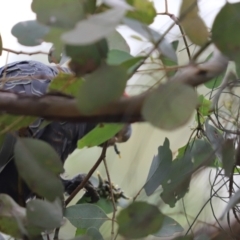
left=0, top=60, right=71, bottom=172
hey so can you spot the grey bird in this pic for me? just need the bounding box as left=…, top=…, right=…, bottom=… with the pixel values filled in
left=0, top=60, right=131, bottom=206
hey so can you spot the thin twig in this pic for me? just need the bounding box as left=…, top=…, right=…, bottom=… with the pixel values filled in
left=192, top=40, right=212, bottom=62
left=65, top=142, right=108, bottom=206
left=164, top=0, right=168, bottom=13
left=103, top=158, right=117, bottom=240
left=178, top=24, right=191, bottom=60
left=2, top=47, right=49, bottom=56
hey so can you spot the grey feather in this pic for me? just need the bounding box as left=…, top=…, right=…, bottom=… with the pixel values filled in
left=0, top=61, right=96, bottom=172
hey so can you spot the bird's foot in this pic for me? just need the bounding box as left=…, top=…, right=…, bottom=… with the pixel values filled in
left=62, top=174, right=100, bottom=203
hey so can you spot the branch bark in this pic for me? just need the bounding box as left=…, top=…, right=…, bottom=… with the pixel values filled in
left=0, top=52, right=228, bottom=123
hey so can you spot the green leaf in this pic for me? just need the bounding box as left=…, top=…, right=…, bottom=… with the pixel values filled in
left=160, top=41, right=178, bottom=78
left=222, top=139, right=235, bottom=177
left=180, top=0, right=208, bottom=46
left=78, top=124, right=124, bottom=148
left=191, top=139, right=215, bottom=168
left=76, top=228, right=87, bottom=237
left=11, top=20, right=49, bottom=46
left=198, top=95, right=211, bottom=116
left=26, top=198, right=63, bottom=230
left=48, top=72, right=84, bottom=97
left=44, top=27, right=65, bottom=64
left=65, top=204, right=109, bottom=229
left=122, top=18, right=177, bottom=63
left=77, top=196, right=114, bottom=214
left=161, top=152, right=193, bottom=207
left=31, top=0, right=89, bottom=29
left=0, top=194, right=27, bottom=238
left=84, top=0, right=97, bottom=14
left=153, top=216, right=184, bottom=237
left=107, top=50, right=133, bottom=65
left=87, top=227, right=104, bottom=240
left=65, top=39, right=108, bottom=76
left=107, top=30, right=130, bottom=53
left=0, top=115, right=36, bottom=134
left=212, top=2, right=240, bottom=65
left=144, top=138, right=172, bottom=196
left=204, top=73, right=224, bottom=89
left=117, top=201, right=164, bottom=239
left=161, top=139, right=214, bottom=207
left=126, top=0, right=156, bottom=25
left=14, top=138, right=64, bottom=201
left=204, top=52, right=226, bottom=89
left=121, top=56, right=145, bottom=75
left=142, top=82, right=198, bottom=130
left=77, top=64, right=128, bottom=114
left=62, top=8, right=126, bottom=45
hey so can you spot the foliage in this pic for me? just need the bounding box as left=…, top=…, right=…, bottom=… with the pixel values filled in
left=1, top=0, right=240, bottom=239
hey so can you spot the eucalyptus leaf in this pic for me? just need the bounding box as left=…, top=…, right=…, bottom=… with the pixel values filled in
left=75, top=228, right=87, bottom=237
left=14, top=138, right=64, bottom=201
left=11, top=20, right=49, bottom=46
left=179, top=0, right=208, bottom=46
left=0, top=115, right=36, bottom=134
left=65, top=204, right=109, bottom=229
left=107, top=30, right=130, bottom=53
left=126, top=0, right=156, bottom=24
left=78, top=124, right=124, bottom=148
left=198, top=95, right=211, bottom=116
left=121, top=56, right=145, bottom=75
left=204, top=73, right=224, bottom=89
left=144, top=138, right=172, bottom=196
left=160, top=41, right=178, bottom=77
left=212, top=2, right=240, bottom=65
left=31, top=0, right=88, bottom=29
left=65, top=39, right=108, bottom=76
left=0, top=194, right=27, bottom=238
left=161, top=152, right=193, bottom=207
left=48, top=73, right=84, bottom=97
left=87, top=227, right=104, bottom=240
left=77, top=196, right=114, bottom=214
left=107, top=50, right=133, bottom=65
left=62, top=8, right=126, bottom=45
left=77, top=64, right=128, bottom=114
left=153, top=216, right=184, bottom=237
left=142, top=82, right=198, bottom=130
left=122, top=18, right=177, bottom=63
left=191, top=139, right=215, bottom=168
left=44, top=27, right=65, bottom=64
left=117, top=201, right=164, bottom=239
left=26, top=198, right=63, bottom=229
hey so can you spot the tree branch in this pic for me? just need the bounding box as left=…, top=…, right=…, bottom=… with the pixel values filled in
left=0, top=52, right=228, bottom=123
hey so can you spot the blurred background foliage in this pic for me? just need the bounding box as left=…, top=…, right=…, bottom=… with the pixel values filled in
left=1, top=0, right=240, bottom=239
